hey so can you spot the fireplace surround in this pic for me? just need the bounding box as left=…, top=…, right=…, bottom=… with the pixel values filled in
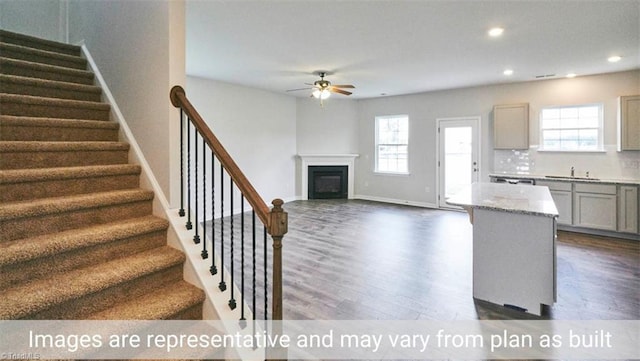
left=298, top=154, right=358, bottom=200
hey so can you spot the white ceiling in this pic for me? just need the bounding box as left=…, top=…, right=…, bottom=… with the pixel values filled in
left=186, top=1, right=640, bottom=99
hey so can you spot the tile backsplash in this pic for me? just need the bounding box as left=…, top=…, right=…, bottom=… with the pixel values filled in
left=493, top=146, right=640, bottom=180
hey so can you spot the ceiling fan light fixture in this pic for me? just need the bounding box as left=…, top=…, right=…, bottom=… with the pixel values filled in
left=312, top=88, right=331, bottom=99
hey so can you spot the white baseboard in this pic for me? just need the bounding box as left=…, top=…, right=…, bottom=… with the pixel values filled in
left=354, top=194, right=439, bottom=209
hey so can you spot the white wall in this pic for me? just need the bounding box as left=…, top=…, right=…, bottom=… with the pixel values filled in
left=351, top=70, right=640, bottom=206
left=68, top=0, right=185, bottom=206
left=296, top=99, right=359, bottom=155
left=186, top=76, right=297, bottom=208
left=0, top=0, right=67, bottom=42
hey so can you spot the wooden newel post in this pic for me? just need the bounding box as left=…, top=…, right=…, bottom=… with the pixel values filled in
left=268, top=198, right=287, bottom=361
left=269, top=198, right=287, bottom=321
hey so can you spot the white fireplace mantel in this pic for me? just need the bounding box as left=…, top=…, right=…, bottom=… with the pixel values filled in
left=298, top=154, right=359, bottom=200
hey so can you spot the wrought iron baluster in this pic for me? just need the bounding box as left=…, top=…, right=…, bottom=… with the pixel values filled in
left=201, top=140, right=208, bottom=258
left=229, top=178, right=237, bottom=310
left=210, top=151, right=217, bottom=275
left=219, top=164, right=226, bottom=292
left=193, top=133, right=200, bottom=244
left=264, top=226, right=268, bottom=321
left=239, top=195, right=246, bottom=324
left=185, top=119, right=192, bottom=230
left=179, top=110, right=185, bottom=217
left=252, top=210, right=257, bottom=321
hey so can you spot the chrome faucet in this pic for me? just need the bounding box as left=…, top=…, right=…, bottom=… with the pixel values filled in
left=570, top=166, right=575, bottom=177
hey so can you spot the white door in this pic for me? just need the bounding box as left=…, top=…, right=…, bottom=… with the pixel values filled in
left=437, top=117, right=480, bottom=209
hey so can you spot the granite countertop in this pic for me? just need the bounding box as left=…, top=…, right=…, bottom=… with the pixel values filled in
left=446, top=182, right=559, bottom=218
left=489, top=173, right=640, bottom=186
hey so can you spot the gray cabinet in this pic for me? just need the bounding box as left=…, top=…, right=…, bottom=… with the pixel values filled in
left=617, top=95, right=640, bottom=151
left=573, top=183, right=617, bottom=231
left=618, top=186, right=638, bottom=233
left=493, top=103, right=529, bottom=149
left=536, top=180, right=572, bottom=225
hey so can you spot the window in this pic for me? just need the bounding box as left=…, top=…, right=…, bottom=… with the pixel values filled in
left=375, top=115, right=409, bottom=173
left=539, top=104, right=603, bottom=151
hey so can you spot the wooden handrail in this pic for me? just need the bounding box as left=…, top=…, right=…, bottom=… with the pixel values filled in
left=170, top=85, right=271, bottom=227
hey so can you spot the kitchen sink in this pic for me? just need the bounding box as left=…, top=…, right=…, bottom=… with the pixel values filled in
left=545, top=175, right=600, bottom=181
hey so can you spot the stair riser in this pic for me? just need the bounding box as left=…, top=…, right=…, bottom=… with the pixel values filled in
left=27, top=264, right=184, bottom=319
left=0, top=81, right=102, bottom=102
left=0, top=124, right=119, bottom=141
left=0, top=101, right=109, bottom=121
left=170, top=304, right=205, bottom=320
left=0, top=230, right=167, bottom=290
left=0, top=47, right=87, bottom=70
left=1, top=63, right=94, bottom=85
left=1, top=174, right=140, bottom=202
left=0, top=32, right=81, bottom=57
left=1, top=149, right=128, bottom=170
left=0, top=199, right=153, bottom=242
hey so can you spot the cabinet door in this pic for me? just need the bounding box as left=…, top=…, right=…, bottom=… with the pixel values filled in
left=618, top=95, right=640, bottom=151
left=550, top=190, right=572, bottom=225
left=618, top=186, right=638, bottom=233
left=494, top=103, right=529, bottom=149
left=573, top=193, right=617, bottom=231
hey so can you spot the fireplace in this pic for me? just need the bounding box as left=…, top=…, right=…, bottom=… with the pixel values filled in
left=308, top=166, right=348, bottom=199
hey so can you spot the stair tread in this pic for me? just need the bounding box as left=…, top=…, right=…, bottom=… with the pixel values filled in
left=0, top=115, right=119, bottom=129
left=0, top=188, right=154, bottom=221
left=0, top=246, right=185, bottom=319
left=0, top=140, right=129, bottom=152
left=0, top=41, right=87, bottom=67
left=88, top=281, right=205, bottom=320
left=0, top=74, right=101, bottom=93
left=0, top=57, right=93, bottom=78
left=0, top=215, right=168, bottom=267
left=0, top=29, right=81, bottom=56
left=0, top=93, right=109, bottom=108
left=0, top=164, right=140, bottom=184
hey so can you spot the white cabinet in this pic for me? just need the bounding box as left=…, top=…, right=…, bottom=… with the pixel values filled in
left=617, top=95, right=640, bottom=151
left=618, top=186, right=638, bottom=233
left=573, top=183, right=617, bottom=231
left=493, top=103, right=529, bottom=149
left=536, top=180, right=572, bottom=225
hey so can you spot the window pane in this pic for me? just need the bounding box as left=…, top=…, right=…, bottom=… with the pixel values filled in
left=540, top=104, right=602, bottom=151
left=376, top=115, right=409, bottom=172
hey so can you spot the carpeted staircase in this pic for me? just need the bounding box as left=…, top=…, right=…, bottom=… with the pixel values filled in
left=0, top=29, right=206, bottom=320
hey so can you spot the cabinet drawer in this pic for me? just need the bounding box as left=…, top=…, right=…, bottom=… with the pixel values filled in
left=574, top=183, right=616, bottom=194
left=536, top=180, right=572, bottom=192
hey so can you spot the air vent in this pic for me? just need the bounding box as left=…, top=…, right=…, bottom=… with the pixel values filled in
left=535, top=74, right=556, bottom=79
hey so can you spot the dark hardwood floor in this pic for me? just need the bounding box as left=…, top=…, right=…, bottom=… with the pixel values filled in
left=206, top=199, right=639, bottom=321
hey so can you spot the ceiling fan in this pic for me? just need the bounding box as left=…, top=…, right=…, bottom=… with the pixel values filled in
left=287, top=72, right=355, bottom=104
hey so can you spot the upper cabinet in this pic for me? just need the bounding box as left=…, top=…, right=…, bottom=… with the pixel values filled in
left=617, top=95, right=640, bottom=151
left=493, top=103, right=529, bottom=149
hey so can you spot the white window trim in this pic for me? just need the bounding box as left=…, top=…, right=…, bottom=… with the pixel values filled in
left=374, top=114, right=410, bottom=175
left=538, top=103, right=605, bottom=152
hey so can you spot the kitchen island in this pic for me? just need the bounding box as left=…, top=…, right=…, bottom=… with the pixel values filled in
left=447, top=182, right=559, bottom=316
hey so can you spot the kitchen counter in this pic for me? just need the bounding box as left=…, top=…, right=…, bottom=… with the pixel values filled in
left=447, top=182, right=557, bottom=316
left=447, top=182, right=558, bottom=218
left=489, top=173, right=640, bottom=186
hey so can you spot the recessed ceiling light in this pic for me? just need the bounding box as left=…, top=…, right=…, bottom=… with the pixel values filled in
left=608, top=55, right=622, bottom=63
left=566, top=73, right=577, bottom=78
left=488, top=27, right=504, bottom=37
left=503, top=69, right=514, bottom=76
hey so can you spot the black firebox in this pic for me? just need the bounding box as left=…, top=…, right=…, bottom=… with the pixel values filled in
left=308, top=166, right=348, bottom=199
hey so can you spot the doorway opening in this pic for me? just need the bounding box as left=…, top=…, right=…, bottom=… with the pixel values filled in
left=437, top=117, right=480, bottom=209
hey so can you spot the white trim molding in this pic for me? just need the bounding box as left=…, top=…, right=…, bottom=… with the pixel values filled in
left=298, top=154, right=359, bottom=200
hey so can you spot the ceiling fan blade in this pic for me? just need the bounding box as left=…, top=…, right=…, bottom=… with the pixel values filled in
left=330, top=88, right=352, bottom=96
left=286, top=87, right=313, bottom=92
left=332, top=84, right=355, bottom=89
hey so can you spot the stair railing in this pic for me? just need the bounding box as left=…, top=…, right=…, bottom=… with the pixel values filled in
left=170, top=86, right=287, bottom=325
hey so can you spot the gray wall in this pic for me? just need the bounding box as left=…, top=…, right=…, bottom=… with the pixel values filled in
left=0, top=0, right=67, bottom=42
left=68, top=0, right=185, bottom=206
left=186, top=76, right=298, bottom=207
